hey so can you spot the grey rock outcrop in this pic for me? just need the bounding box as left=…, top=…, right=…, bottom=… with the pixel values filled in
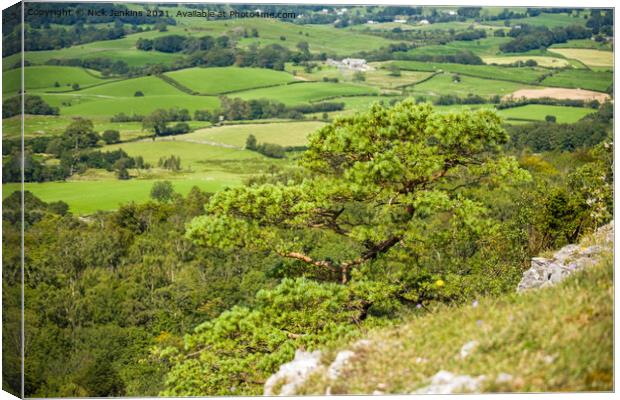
left=326, top=350, right=356, bottom=380
left=264, top=349, right=323, bottom=396
left=517, top=222, right=613, bottom=292
left=414, top=370, right=486, bottom=394
left=264, top=348, right=358, bottom=395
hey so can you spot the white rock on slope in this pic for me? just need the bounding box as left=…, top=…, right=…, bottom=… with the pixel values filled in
left=263, top=349, right=323, bottom=395
left=414, top=370, right=486, bottom=394
left=517, top=222, right=613, bottom=292
left=327, top=350, right=356, bottom=380
left=459, top=340, right=479, bottom=359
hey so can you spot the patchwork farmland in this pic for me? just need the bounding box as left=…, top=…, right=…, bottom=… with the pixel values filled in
left=3, top=5, right=613, bottom=214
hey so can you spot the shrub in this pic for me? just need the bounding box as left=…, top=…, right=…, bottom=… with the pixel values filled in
left=102, top=130, right=121, bottom=144
left=150, top=181, right=175, bottom=202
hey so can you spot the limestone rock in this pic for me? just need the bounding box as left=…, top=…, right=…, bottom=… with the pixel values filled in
left=517, top=221, right=613, bottom=292
left=327, top=350, right=355, bottom=380
left=459, top=340, right=479, bottom=359
left=414, top=370, right=486, bottom=394
left=495, top=373, right=513, bottom=384
left=264, top=349, right=323, bottom=395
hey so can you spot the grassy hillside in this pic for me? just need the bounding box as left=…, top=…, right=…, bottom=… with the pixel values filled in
left=3, top=176, right=239, bottom=214
left=300, top=250, right=613, bottom=394
left=482, top=56, right=570, bottom=68
left=79, top=76, right=184, bottom=96
left=165, top=67, right=298, bottom=94
left=497, top=104, right=597, bottom=123
left=548, top=49, right=613, bottom=69
left=391, top=60, right=546, bottom=85
left=186, top=121, right=326, bottom=147
left=174, top=17, right=398, bottom=55
left=408, top=73, right=532, bottom=98
left=541, top=70, right=613, bottom=92
left=39, top=92, right=220, bottom=116
left=397, top=37, right=511, bottom=58
left=234, top=82, right=378, bottom=105
left=3, top=66, right=109, bottom=95
left=484, top=12, right=587, bottom=28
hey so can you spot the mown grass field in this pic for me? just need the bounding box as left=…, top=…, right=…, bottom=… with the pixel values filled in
left=482, top=56, right=570, bottom=68
left=233, top=82, right=378, bottom=105
left=497, top=105, right=597, bottom=123
left=165, top=67, right=298, bottom=94
left=186, top=121, right=326, bottom=147
left=541, top=69, right=612, bottom=92
left=548, top=48, right=613, bottom=68
left=408, top=73, right=532, bottom=98
left=3, top=66, right=110, bottom=95
left=301, top=252, right=612, bottom=394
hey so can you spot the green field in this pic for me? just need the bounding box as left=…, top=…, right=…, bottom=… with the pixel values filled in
left=286, top=63, right=434, bottom=90
left=485, top=12, right=587, bottom=28
left=79, top=75, right=185, bottom=96
left=174, top=17, right=399, bottom=56
left=3, top=66, right=110, bottom=95
left=104, top=140, right=262, bottom=170
left=396, top=37, right=511, bottom=58
left=39, top=92, right=220, bottom=117
left=391, top=60, right=545, bottom=85
left=3, top=115, right=210, bottom=140
left=550, top=39, right=612, bottom=51
left=483, top=56, right=570, bottom=68
left=408, top=73, right=532, bottom=98
left=356, top=69, right=435, bottom=90
left=3, top=176, right=239, bottom=214
left=497, top=105, right=597, bottom=123
left=541, top=69, right=612, bottom=92
left=234, top=82, right=378, bottom=105
left=2, top=26, right=191, bottom=69
left=186, top=121, right=326, bottom=147
left=165, top=67, right=298, bottom=94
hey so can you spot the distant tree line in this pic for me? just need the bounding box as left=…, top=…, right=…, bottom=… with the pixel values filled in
left=245, top=135, right=286, bottom=158
left=194, top=97, right=345, bottom=123
left=2, top=118, right=146, bottom=183
left=497, top=97, right=602, bottom=110
left=141, top=109, right=191, bottom=137
left=507, top=102, right=612, bottom=152
left=434, top=93, right=489, bottom=106
left=394, top=50, right=483, bottom=65
left=136, top=34, right=314, bottom=71
left=4, top=2, right=176, bottom=57
left=586, top=10, right=613, bottom=36
left=500, top=24, right=591, bottom=53
left=45, top=57, right=130, bottom=76
left=3, top=95, right=59, bottom=118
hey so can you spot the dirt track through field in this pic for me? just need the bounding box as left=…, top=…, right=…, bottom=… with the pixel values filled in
left=505, top=88, right=610, bottom=102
